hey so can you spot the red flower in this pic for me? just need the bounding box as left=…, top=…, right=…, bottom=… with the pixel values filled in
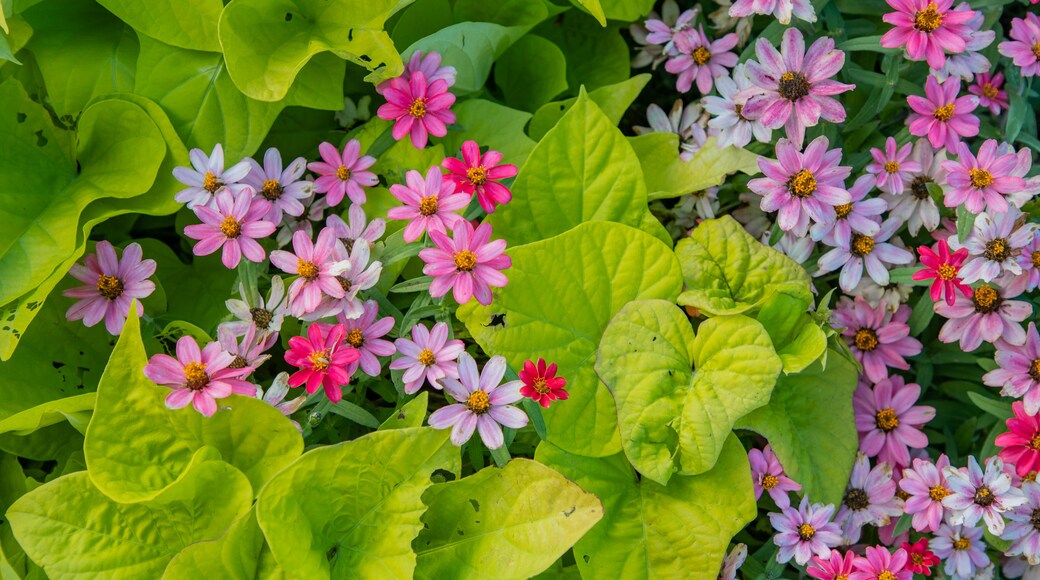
left=442, top=141, right=518, bottom=214
left=284, top=322, right=360, bottom=403
left=996, top=401, right=1040, bottom=477
left=913, top=239, right=971, bottom=306
left=519, top=359, right=568, bottom=408
left=900, top=538, right=938, bottom=576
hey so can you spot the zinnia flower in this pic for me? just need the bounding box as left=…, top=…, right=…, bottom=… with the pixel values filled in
left=854, top=377, right=935, bottom=468
left=932, top=5, right=995, bottom=82
left=985, top=323, right=1040, bottom=414
left=389, top=322, right=464, bottom=394
left=906, top=75, right=979, bottom=151
left=850, top=546, right=911, bottom=580
left=284, top=323, right=359, bottom=403
left=217, top=323, right=275, bottom=371
left=899, top=454, right=953, bottom=532
left=442, top=141, right=518, bottom=214
left=269, top=227, right=352, bottom=317
left=749, top=444, right=802, bottom=509
left=931, top=523, right=989, bottom=578
left=879, top=0, right=975, bottom=69
left=63, top=241, right=156, bottom=336
left=304, top=238, right=382, bottom=321
left=915, top=239, right=972, bottom=307
left=387, top=166, right=470, bottom=243
left=943, top=455, right=1026, bottom=534
left=953, top=209, right=1035, bottom=283
left=224, top=276, right=287, bottom=338
left=942, top=140, right=1027, bottom=214
left=420, top=219, right=511, bottom=306
left=718, top=543, right=747, bottom=580
left=184, top=188, right=275, bottom=269
left=376, top=72, right=456, bottom=149
left=337, top=300, right=396, bottom=378
left=665, top=26, right=739, bottom=94
left=259, top=372, right=307, bottom=433
left=769, top=496, right=843, bottom=565
left=144, top=335, right=254, bottom=417
left=703, top=63, right=773, bottom=148
left=643, top=1, right=699, bottom=57
left=885, top=140, right=946, bottom=235
left=808, top=550, right=857, bottom=580
left=728, top=0, right=815, bottom=26
left=998, top=14, right=1040, bottom=78
left=997, top=402, right=1040, bottom=478
left=633, top=100, right=708, bottom=161
left=173, top=144, right=251, bottom=209
left=307, top=140, right=377, bottom=207
left=428, top=352, right=528, bottom=449
left=519, top=358, right=568, bottom=409
left=817, top=218, right=913, bottom=292
left=832, top=297, right=922, bottom=383
left=901, top=538, right=939, bottom=575
left=834, top=454, right=902, bottom=544
left=375, top=50, right=456, bottom=94
left=935, top=282, right=1031, bottom=352
left=326, top=203, right=386, bottom=250
left=867, top=137, right=923, bottom=195
left=242, top=147, right=311, bottom=222
left=810, top=175, right=886, bottom=246
left=1008, top=231, right=1040, bottom=294
left=1004, top=480, right=1040, bottom=565
left=969, top=71, right=1009, bottom=116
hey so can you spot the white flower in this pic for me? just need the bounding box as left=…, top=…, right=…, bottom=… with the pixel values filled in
left=952, top=208, right=1036, bottom=284
left=884, top=140, right=946, bottom=235
left=225, top=276, right=288, bottom=338
left=633, top=99, right=708, bottom=161
left=703, top=64, right=771, bottom=148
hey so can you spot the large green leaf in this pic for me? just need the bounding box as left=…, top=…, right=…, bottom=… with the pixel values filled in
left=403, top=22, right=527, bottom=96
left=536, top=434, right=756, bottom=579
left=736, top=352, right=859, bottom=506
left=629, top=134, right=761, bottom=200
left=598, top=0, right=656, bottom=20
left=755, top=286, right=828, bottom=373
left=528, top=74, right=650, bottom=141
left=256, top=428, right=459, bottom=578
left=8, top=459, right=252, bottom=578
left=0, top=393, right=94, bottom=436
left=0, top=452, right=30, bottom=577
left=533, top=13, right=629, bottom=92
left=162, top=509, right=265, bottom=579
left=98, top=0, right=223, bottom=51
left=674, top=216, right=813, bottom=316
left=458, top=222, right=683, bottom=458
left=453, top=0, right=554, bottom=26
left=442, top=99, right=535, bottom=167
left=84, top=310, right=303, bottom=503
left=494, top=35, right=567, bottom=112
left=413, top=459, right=603, bottom=579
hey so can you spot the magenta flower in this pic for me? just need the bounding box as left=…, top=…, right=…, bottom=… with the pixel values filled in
left=428, top=352, right=528, bottom=449
left=850, top=546, right=911, bottom=580
left=935, top=282, right=1031, bottom=352
left=242, top=147, right=311, bottom=223
left=854, top=376, right=935, bottom=468
left=748, top=136, right=852, bottom=237
left=998, top=14, right=1040, bottom=78
left=144, top=335, right=254, bottom=417
left=835, top=454, right=902, bottom=544
left=810, top=175, right=886, bottom=247
left=943, top=455, right=1026, bottom=534
left=442, top=141, right=518, bottom=214
left=376, top=50, right=456, bottom=94
left=997, top=402, right=1040, bottom=478
left=664, top=26, right=738, bottom=94
left=914, top=239, right=972, bottom=306
left=184, top=188, right=275, bottom=269
left=728, top=0, right=816, bottom=25
left=389, top=322, right=464, bottom=394
left=769, top=496, right=843, bottom=565
left=749, top=445, right=802, bottom=509
left=899, top=454, right=953, bottom=532
left=307, top=140, right=377, bottom=207
left=376, top=72, right=456, bottom=149
left=387, top=166, right=470, bottom=243
left=817, top=218, right=913, bottom=292
left=880, top=0, right=975, bottom=69
left=420, top=219, right=511, bottom=306
left=969, top=71, right=1009, bottom=115
left=63, top=241, right=155, bottom=336
left=984, top=323, right=1040, bottom=415
left=931, top=523, right=989, bottom=578
left=808, top=550, right=857, bottom=580
left=832, top=297, right=922, bottom=384
left=326, top=203, right=386, bottom=251
left=284, top=323, right=359, bottom=404
left=942, top=139, right=1027, bottom=214
left=742, top=28, right=855, bottom=146
left=867, top=137, right=922, bottom=195
left=173, top=144, right=251, bottom=209
left=1004, top=481, right=1040, bottom=565
left=269, top=227, right=351, bottom=317
left=337, top=300, right=395, bottom=378
left=906, top=75, right=979, bottom=151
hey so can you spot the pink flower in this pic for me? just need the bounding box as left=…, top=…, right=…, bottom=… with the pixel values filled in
left=998, top=14, right=1040, bottom=78
left=742, top=28, right=855, bottom=146
left=389, top=322, right=464, bottom=394
left=866, top=137, right=923, bottom=195
left=906, top=75, right=979, bottom=151
left=428, top=352, right=528, bottom=449
left=748, top=136, right=852, bottom=238
left=969, top=71, right=1009, bottom=115
left=644, top=2, right=698, bottom=55
left=850, top=546, right=911, bottom=580
left=816, top=218, right=913, bottom=292
left=835, top=455, right=902, bottom=544
left=173, top=144, right=251, bottom=209
left=242, top=147, right=311, bottom=223
left=935, top=282, right=1032, bottom=352
left=899, top=454, right=953, bottom=532
left=376, top=72, right=456, bottom=149
left=880, top=0, right=975, bottom=69
left=63, top=241, right=156, bottom=335
left=832, top=297, right=922, bottom=383
left=184, top=188, right=275, bottom=269
left=1003, top=480, right=1040, bottom=565
left=810, top=175, right=886, bottom=247
left=337, top=300, right=396, bottom=377
left=304, top=237, right=382, bottom=321
left=808, top=550, right=857, bottom=580
left=217, top=322, right=275, bottom=371
left=387, top=166, right=470, bottom=243
left=749, top=444, right=802, bottom=509
left=943, top=455, right=1026, bottom=535
left=260, top=372, right=307, bottom=433
left=664, top=26, right=739, bottom=94
left=718, top=544, right=748, bottom=580
left=442, top=141, right=518, bottom=214
left=326, top=203, right=386, bottom=250
left=144, top=335, right=254, bottom=417
left=931, top=523, right=989, bottom=578
left=307, top=140, right=377, bottom=207
left=932, top=3, right=995, bottom=82
left=854, top=376, right=935, bottom=468
left=420, top=219, right=511, bottom=306
left=518, top=358, right=568, bottom=409
left=941, top=139, right=1027, bottom=214
left=954, top=209, right=1035, bottom=283
left=1009, top=231, right=1040, bottom=294
left=728, top=0, right=816, bottom=25
left=284, top=323, right=359, bottom=403
left=886, top=140, right=947, bottom=235
left=997, top=402, right=1040, bottom=478
left=375, top=50, right=456, bottom=94
left=901, top=538, right=939, bottom=575
left=985, top=324, right=1040, bottom=415
left=769, top=496, right=843, bottom=565
left=269, top=227, right=351, bottom=317
left=914, top=239, right=972, bottom=306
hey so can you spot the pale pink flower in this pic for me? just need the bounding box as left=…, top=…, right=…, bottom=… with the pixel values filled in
left=633, top=100, right=708, bottom=161
left=932, top=4, right=995, bottom=82
left=269, top=227, right=351, bottom=317
left=942, top=140, right=1027, bottom=214
left=943, top=455, right=1026, bottom=535
left=816, top=218, right=913, bottom=292
left=931, top=523, right=989, bottom=578
left=442, top=141, right=518, bottom=214
left=304, top=237, right=382, bottom=321
left=906, top=75, right=979, bottom=151
left=275, top=188, right=323, bottom=248
left=428, top=352, right=528, bottom=449
left=935, top=282, right=1032, bottom=352
left=387, top=166, right=469, bottom=243
left=998, top=14, right=1040, bottom=78
left=1008, top=231, right=1040, bottom=294
left=337, top=300, right=395, bottom=377
left=260, top=372, right=307, bottom=433
left=880, top=0, right=975, bottom=69
left=420, top=219, right=511, bottom=306
left=1003, top=480, right=1040, bottom=565
left=749, top=444, right=802, bottom=509
left=952, top=209, right=1035, bottom=283
left=376, top=72, right=456, bottom=149
left=885, top=140, right=947, bottom=235
left=769, top=496, right=843, bottom=565
left=326, top=203, right=385, bottom=250
left=832, top=297, right=922, bottom=383
left=144, top=335, right=254, bottom=417
left=703, top=63, right=773, bottom=148
left=665, top=26, right=739, bottom=94
left=984, top=322, right=1040, bottom=415
left=718, top=544, right=748, bottom=580
left=854, top=376, right=935, bottom=468
left=389, top=322, right=464, bottom=394
left=224, top=276, right=287, bottom=338
left=173, top=144, right=251, bottom=209
left=184, top=188, right=275, bottom=269
left=643, top=1, right=699, bottom=57
left=217, top=322, right=276, bottom=371
left=867, top=137, right=923, bottom=195
left=728, top=0, right=816, bottom=25
left=969, top=71, right=1009, bottom=116
left=834, top=454, right=902, bottom=544
left=899, top=454, right=953, bottom=532
left=63, top=241, right=155, bottom=336
left=242, top=147, right=311, bottom=222
left=307, top=140, right=377, bottom=206
left=850, top=546, right=911, bottom=580
left=376, top=50, right=456, bottom=94
left=810, top=175, right=886, bottom=246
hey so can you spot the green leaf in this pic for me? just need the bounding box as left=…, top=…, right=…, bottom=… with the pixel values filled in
left=458, top=222, right=684, bottom=457
left=966, top=391, right=1013, bottom=420
left=536, top=434, right=756, bottom=579
left=629, top=134, right=761, bottom=200
left=533, top=13, right=629, bottom=92
left=674, top=216, right=813, bottom=316
left=84, top=310, right=303, bottom=502
left=755, top=286, right=828, bottom=373
left=569, top=0, right=606, bottom=25
left=379, top=391, right=429, bottom=430
left=442, top=99, right=536, bottom=167
left=597, top=300, right=782, bottom=481
left=528, top=74, right=650, bottom=141
left=453, top=0, right=553, bottom=26
left=162, top=509, right=265, bottom=579
left=256, top=428, right=459, bottom=578
left=0, top=393, right=94, bottom=436
left=330, top=400, right=380, bottom=428
left=956, top=205, right=976, bottom=244
left=597, top=0, right=656, bottom=21
left=134, top=238, right=238, bottom=327
left=736, top=352, right=859, bottom=506
left=413, top=459, right=603, bottom=579
left=97, top=0, right=223, bottom=51
left=494, top=34, right=568, bottom=112
left=403, top=22, right=527, bottom=95
left=0, top=452, right=30, bottom=576
left=390, top=0, right=454, bottom=49
left=8, top=460, right=252, bottom=578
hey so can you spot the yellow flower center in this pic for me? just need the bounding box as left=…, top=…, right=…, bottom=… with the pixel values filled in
left=297, top=260, right=320, bottom=281
left=220, top=216, right=242, bottom=239
left=692, top=46, right=712, bottom=65
left=972, top=284, right=1000, bottom=313
left=854, top=328, right=879, bottom=352
left=878, top=572, right=897, bottom=580
left=203, top=171, right=221, bottom=193
left=1033, top=43, right=1040, bottom=60
left=346, top=328, right=364, bottom=348
left=884, top=161, right=900, bottom=173
left=982, top=83, right=998, bottom=99
left=984, top=238, right=1011, bottom=262
left=454, top=250, right=477, bottom=272
left=532, top=377, right=550, bottom=395
left=933, top=103, right=956, bottom=121
left=969, top=168, right=993, bottom=189
left=929, top=485, right=950, bottom=501
left=938, top=263, right=958, bottom=280
left=1032, top=251, right=1040, bottom=269
left=911, top=553, right=925, bottom=566
left=953, top=537, right=971, bottom=550
left=835, top=576, right=849, bottom=580
left=1029, top=433, right=1040, bottom=451
left=96, top=274, right=123, bottom=300
left=261, top=178, right=283, bottom=200
left=851, top=234, right=875, bottom=256
left=787, top=169, right=817, bottom=198
left=466, top=166, right=487, bottom=186
left=875, top=408, right=900, bottom=432
left=914, top=3, right=943, bottom=32
left=466, top=390, right=491, bottom=414
left=896, top=489, right=911, bottom=501
left=974, top=485, right=994, bottom=507
left=778, top=71, right=811, bottom=101
left=408, top=98, right=428, bottom=119
left=418, top=195, right=439, bottom=216
left=1030, top=359, right=1040, bottom=381
left=308, top=349, right=330, bottom=371
left=835, top=203, right=854, bottom=219
left=417, top=348, right=436, bottom=366
left=797, top=523, right=815, bottom=541
left=184, top=362, right=208, bottom=391
left=1028, top=471, right=1040, bottom=482
left=336, top=165, right=351, bottom=181
left=762, top=474, right=779, bottom=490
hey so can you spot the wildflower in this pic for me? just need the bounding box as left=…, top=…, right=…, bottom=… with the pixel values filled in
left=442, top=141, right=518, bottom=214
left=998, top=14, right=1040, bottom=78
left=728, top=0, right=816, bottom=25
left=906, top=76, right=979, bottom=151
left=420, top=220, right=511, bottom=306
left=847, top=278, right=912, bottom=314
left=184, top=188, right=274, bottom=269
left=997, top=402, right=1040, bottom=478
left=224, top=276, right=287, bottom=338
left=885, top=140, right=946, bottom=235
left=855, top=377, right=935, bottom=468
left=914, top=239, right=972, bottom=306
left=742, top=28, right=855, bottom=146
left=769, top=496, right=843, bottom=565
left=902, top=538, right=939, bottom=575
left=1005, top=142, right=1040, bottom=210
left=943, top=456, right=1026, bottom=534
left=808, top=550, right=857, bottom=580
left=942, top=140, right=1028, bottom=214
left=375, top=50, right=456, bottom=94
left=631, top=1, right=698, bottom=68
left=389, top=322, right=464, bottom=394
left=835, top=455, right=902, bottom=544
left=305, top=238, right=382, bottom=321
left=217, top=323, right=275, bottom=372
left=832, top=297, right=922, bottom=383
left=867, top=137, right=923, bottom=196
left=376, top=72, right=456, bottom=149
left=242, top=147, right=311, bottom=223
left=428, top=352, right=528, bottom=449
left=817, top=218, right=913, bottom=292
left=633, top=100, right=708, bottom=161
left=880, top=0, right=975, bottom=69
left=748, top=445, right=802, bottom=509
left=900, top=454, right=953, bottom=532
left=144, top=335, right=254, bottom=417
left=931, top=523, right=989, bottom=578
left=275, top=187, right=322, bottom=248
left=326, top=204, right=386, bottom=251
left=748, top=136, right=852, bottom=238
left=307, top=140, right=377, bottom=207
left=935, top=282, right=1032, bottom=352
left=63, top=241, right=156, bottom=336
left=850, top=546, right=911, bottom=580
left=765, top=231, right=815, bottom=264
left=1004, top=481, right=1040, bottom=565
left=1008, top=231, right=1040, bottom=294
left=519, top=358, right=568, bottom=409
left=336, top=300, right=396, bottom=377
left=260, top=372, right=307, bottom=433
left=703, top=63, right=773, bottom=148
left=284, top=323, right=359, bottom=404
left=387, top=166, right=469, bottom=243
left=954, top=209, right=1034, bottom=283
left=173, top=144, right=251, bottom=209
left=718, top=543, right=747, bottom=580
left=269, top=227, right=352, bottom=317
left=665, top=26, right=739, bottom=94
left=969, top=72, right=1009, bottom=116
left=932, top=5, right=995, bottom=82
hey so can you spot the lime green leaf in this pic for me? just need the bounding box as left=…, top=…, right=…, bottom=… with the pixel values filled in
left=414, top=459, right=603, bottom=579
left=84, top=310, right=303, bottom=503
left=379, top=391, right=429, bottom=430
left=453, top=0, right=553, bottom=26
left=0, top=393, right=94, bottom=436
left=494, top=35, right=568, bottom=112
left=736, top=352, right=859, bottom=506
left=597, top=0, right=656, bottom=20
left=0, top=452, right=29, bottom=576
left=533, top=13, right=628, bottom=91
left=569, top=0, right=606, bottom=25
left=219, top=0, right=401, bottom=102
left=529, top=74, right=650, bottom=141
left=536, top=434, right=756, bottom=579
left=97, top=0, right=223, bottom=51
left=629, top=134, right=761, bottom=200
left=487, top=91, right=649, bottom=246
left=8, top=460, right=252, bottom=578
left=755, top=286, right=828, bottom=373
left=256, top=428, right=459, bottom=578
left=162, top=509, right=264, bottom=579
left=442, top=99, right=535, bottom=167
left=403, top=22, right=527, bottom=95
left=674, top=216, right=813, bottom=316
left=458, top=222, right=683, bottom=458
